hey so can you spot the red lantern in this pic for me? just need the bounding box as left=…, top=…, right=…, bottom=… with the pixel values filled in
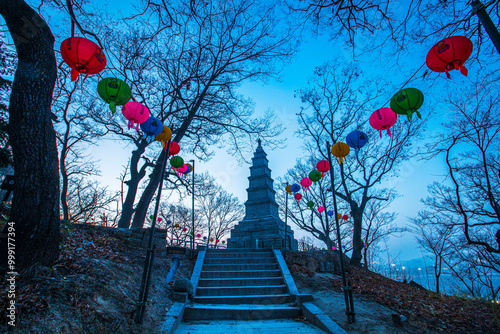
left=216, top=239, right=219, bottom=244
left=183, top=227, right=187, bottom=232
left=294, top=193, right=302, bottom=203
left=169, top=141, right=180, bottom=157
left=316, top=160, right=330, bottom=177
left=60, top=37, right=106, bottom=81
left=369, top=108, right=397, bottom=138
left=196, top=233, right=201, bottom=238
left=342, top=214, right=349, bottom=220
left=426, top=36, right=473, bottom=79
left=122, top=102, right=150, bottom=131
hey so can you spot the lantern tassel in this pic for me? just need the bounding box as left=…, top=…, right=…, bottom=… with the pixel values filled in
left=460, top=64, right=468, bottom=76
left=338, top=157, right=343, bottom=165
left=378, top=130, right=382, bottom=138
left=128, top=120, right=134, bottom=130
left=406, top=110, right=412, bottom=121
left=387, top=127, right=392, bottom=137
left=416, top=110, right=422, bottom=119
left=445, top=69, right=451, bottom=79
left=109, top=101, right=117, bottom=115
left=71, top=68, right=79, bottom=81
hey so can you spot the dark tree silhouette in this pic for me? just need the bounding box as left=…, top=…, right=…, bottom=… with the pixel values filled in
left=0, top=0, right=60, bottom=271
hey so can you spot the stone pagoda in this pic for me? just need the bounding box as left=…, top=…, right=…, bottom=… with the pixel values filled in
left=227, top=139, right=297, bottom=250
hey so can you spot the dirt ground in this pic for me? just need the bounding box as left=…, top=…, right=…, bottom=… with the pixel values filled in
left=0, top=224, right=195, bottom=334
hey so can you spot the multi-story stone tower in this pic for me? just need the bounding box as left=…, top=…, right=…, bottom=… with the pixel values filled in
left=227, top=139, right=297, bottom=250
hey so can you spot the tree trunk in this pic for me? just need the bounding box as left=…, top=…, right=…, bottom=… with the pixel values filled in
left=130, top=148, right=167, bottom=229
left=350, top=205, right=363, bottom=267
left=0, top=0, right=60, bottom=271
left=117, top=142, right=148, bottom=228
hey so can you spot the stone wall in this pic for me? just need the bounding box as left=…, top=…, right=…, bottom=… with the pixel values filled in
left=72, top=223, right=167, bottom=249
left=285, top=250, right=350, bottom=275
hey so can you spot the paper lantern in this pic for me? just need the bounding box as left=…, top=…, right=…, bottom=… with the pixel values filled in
left=166, top=220, right=171, bottom=225
left=306, top=200, right=315, bottom=209
left=97, top=78, right=131, bottom=114
left=300, top=177, right=312, bottom=191
left=185, top=163, right=193, bottom=175
left=140, top=117, right=163, bottom=143
left=337, top=213, right=342, bottom=220
left=175, top=223, right=179, bottom=228
left=60, top=37, right=106, bottom=81
left=309, top=170, right=322, bottom=185
left=426, top=36, right=473, bottom=79
left=285, top=185, right=292, bottom=194
left=346, top=130, right=368, bottom=156
left=203, top=236, right=207, bottom=240
left=327, top=210, right=334, bottom=217
left=332, top=246, right=336, bottom=250
left=169, top=141, right=180, bottom=157
left=331, top=142, right=350, bottom=164
left=210, top=238, right=214, bottom=242
left=222, top=241, right=226, bottom=244
left=343, top=214, right=349, bottom=220
left=122, top=102, right=150, bottom=131
left=155, top=126, right=172, bottom=150
left=177, top=164, right=188, bottom=176
left=216, top=239, right=220, bottom=244
left=369, top=108, right=397, bottom=138
left=390, top=88, right=424, bottom=121
left=290, top=184, right=301, bottom=193
left=183, top=227, right=187, bottom=232
left=196, top=233, right=201, bottom=238
left=158, top=218, right=162, bottom=222
left=316, top=160, right=330, bottom=177
left=294, top=193, right=302, bottom=203
left=318, top=206, right=325, bottom=213
left=170, top=156, right=184, bottom=172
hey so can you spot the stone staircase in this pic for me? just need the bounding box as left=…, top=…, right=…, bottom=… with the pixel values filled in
left=183, top=248, right=301, bottom=321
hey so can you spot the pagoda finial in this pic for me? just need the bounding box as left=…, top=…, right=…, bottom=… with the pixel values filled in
left=257, top=138, right=262, bottom=147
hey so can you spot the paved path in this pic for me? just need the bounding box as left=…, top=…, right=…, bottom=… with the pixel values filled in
left=175, top=319, right=327, bottom=334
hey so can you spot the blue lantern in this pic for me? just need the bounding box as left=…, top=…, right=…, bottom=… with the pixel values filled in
left=327, top=210, right=334, bottom=217
left=140, top=117, right=163, bottom=143
left=346, top=130, right=368, bottom=156
left=290, top=184, right=300, bottom=193
left=166, top=220, right=172, bottom=225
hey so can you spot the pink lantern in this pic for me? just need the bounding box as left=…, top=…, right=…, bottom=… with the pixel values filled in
left=122, top=102, right=150, bottom=131
left=158, top=218, right=162, bottom=222
left=332, top=246, right=336, bottom=250
left=300, top=177, right=312, bottom=191
left=196, top=233, right=201, bottom=238
left=369, top=107, right=397, bottom=138
left=318, top=206, right=325, bottom=213
left=177, top=164, right=188, bottom=175
left=294, top=193, right=302, bottom=203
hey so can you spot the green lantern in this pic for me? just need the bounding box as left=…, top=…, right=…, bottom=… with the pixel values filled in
left=309, top=170, right=322, bottom=185
left=306, top=201, right=315, bottom=209
left=97, top=77, right=132, bottom=114
left=170, top=156, right=184, bottom=172
left=390, top=87, right=424, bottom=121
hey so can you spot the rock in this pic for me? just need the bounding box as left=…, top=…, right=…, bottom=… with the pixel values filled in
left=173, top=279, right=193, bottom=298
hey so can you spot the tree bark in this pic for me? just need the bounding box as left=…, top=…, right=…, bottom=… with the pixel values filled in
left=130, top=148, right=167, bottom=229
left=350, top=204, right=364, bottom=267
left=0, top=0, right=60, bottom=271
left=117, top=141, right=148, bottom=228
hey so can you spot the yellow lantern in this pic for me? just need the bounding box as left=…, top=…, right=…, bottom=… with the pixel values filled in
left=337, top=213, right=342, bottom=220
left=285, top=185, right=292, bottom=194
left=331, top=142, right=350, bottom=164
left=155, top=125, right=172, bottom=149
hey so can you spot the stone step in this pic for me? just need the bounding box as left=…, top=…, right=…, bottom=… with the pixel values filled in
left=202, top=263, right=279, bottom=271
left=204, top=251, right=274, bottom=259
left=175, top=319, right=327, bottom=334
left=197, top=277, right=284, bottom=287
left=195, top=285, right=288, bottom=296
left=200, top=269, right=282, bottom=279
left=203, top=257, right=276, bottom=265
left=206, top=248, right=273, bottom=253
left=183, top=304, right=301, bottom=321
left=194, top=294, right=294, bottom=304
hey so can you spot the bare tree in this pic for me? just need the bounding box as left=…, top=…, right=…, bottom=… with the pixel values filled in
left=296, top=61, right=426, bottom=266
left=195, top=172, right=243, bottom=244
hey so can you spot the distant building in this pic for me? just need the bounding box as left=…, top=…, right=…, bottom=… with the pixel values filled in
left=0, top=165, right=14, bottom=202
left=227, top=139, right=297, bottom=250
